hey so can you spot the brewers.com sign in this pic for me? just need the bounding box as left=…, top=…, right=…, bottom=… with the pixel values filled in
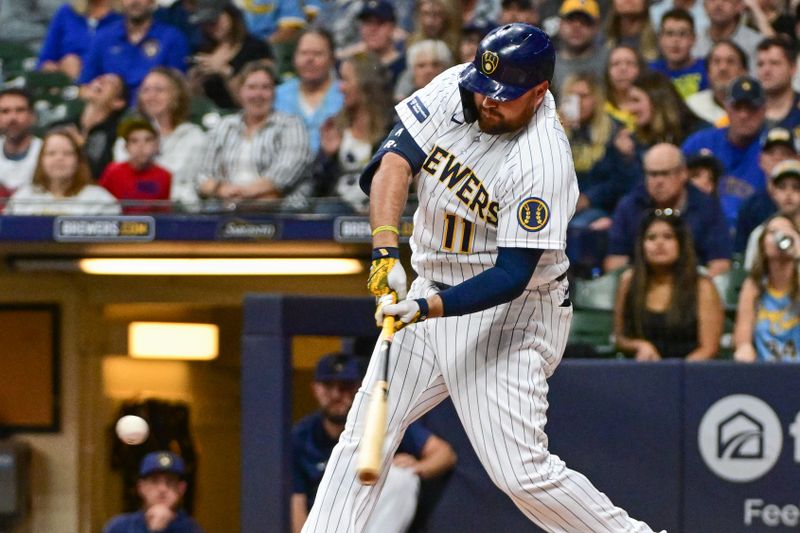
left=53, top=216, right=155, bottom=242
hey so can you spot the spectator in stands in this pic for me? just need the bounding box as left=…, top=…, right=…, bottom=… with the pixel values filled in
left=79, top=0, right=190, bottom=96
left=734, top=213, right=800, bottom=362
left=274, top=29, right=343, bottom=155
left=498, top=0, right=539, bottom=26
left=188, top=2, right=274, bottom=110
left=605, top=143, right=732, bottom=275
left=614, top=209, right=724, bottom=360
left=100, top=116, right=171, bottom=213
left=742, top=158, right=800, bottom=266
left=650, top=9, right=710, bottom=99
left=291, top=352, right=456, bottom=533
left=0, top=0, right=62, bottom=51
left=406, top=0, right=461, bottom=57
left=605, top=0, right=660, bottom=62
left=687, top=149, right=724, bottom=194
left=312, top=0, right=367, bottom=53
left=63, top=73, right=129, bottom=180
left=154, top=0, right=203, bottom=53
left=692, top=0, right=765, bottom=66
left=115, top=67, right=206, bottom=207
left=744, top=0, right=796, bottom=42
left=313, top=55, right=393, bottom=213
left=741, top=0, right=784, bottom=37
left=103, top=451, right=203, bottom=533
left=346, top=0, right=407, bottom=88
left=683, top=75, right=768, bottom=229
left=5, top=128, right=120, bottom=215
left=394, top=39, right=454, bottom=101
left=0, top=88, right=42, bottom=198
left=197, top=61, right=311, bottom=208
left=604, top=45, right=645, bottom=129
left=627, top=71, right=709, bottom=146
left=562, top=72, right=623, bottom=275
left=735, top=127, right=798, bottom=254
left=686, top=39, right=749, bottom=125
left=650, top=0, right=710, bottom=37
left=560, top=73, right=618, bottom=191
left=551, top=0, right=607, bottom=95
left=573, top=70, right=709, bottom=236
left=574, top=71, right=706, bottom=228
left=457, top=18, right=497, bottom=63
left=240, top=0, right=307, bottom=44
left=459, top=0, right=502, bottom=26
left=756, top=37, right=800, bottom=130
left=37, top=0, right=122, bottom=80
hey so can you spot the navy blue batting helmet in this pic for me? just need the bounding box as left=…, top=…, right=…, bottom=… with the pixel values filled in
left=458, top=23, right=555, bottom=101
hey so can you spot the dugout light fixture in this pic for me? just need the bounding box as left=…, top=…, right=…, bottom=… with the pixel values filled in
left=77, top=258, right=363, bottom=276
left=128, top=322, right=219, bottom=360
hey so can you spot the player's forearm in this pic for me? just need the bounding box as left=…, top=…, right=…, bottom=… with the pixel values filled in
left=432, top=248, right=543, bottom=317
left=369, top=152, right=413, bottom=247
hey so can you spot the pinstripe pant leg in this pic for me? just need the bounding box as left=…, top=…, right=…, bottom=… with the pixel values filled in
left=302, top=282, right=448, bottom=533
left=431, top=280, right=657, bottom=533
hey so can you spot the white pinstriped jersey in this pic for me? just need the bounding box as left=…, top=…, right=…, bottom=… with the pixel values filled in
left=393, top=64, right=579, bottom=288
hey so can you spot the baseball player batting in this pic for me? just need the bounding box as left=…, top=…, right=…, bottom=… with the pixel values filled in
left=303, top=24, right=663, bottom=533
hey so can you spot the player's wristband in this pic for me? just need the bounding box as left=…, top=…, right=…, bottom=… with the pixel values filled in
left=415, top=298, right=429, bottom=321
left=371, top=247, right=400, bottom=260
left=371, top=225, right=399, bottom=237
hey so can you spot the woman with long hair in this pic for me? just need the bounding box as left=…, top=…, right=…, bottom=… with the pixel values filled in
left=188, top=1, right=274, bottom=109
left=406, top=0, right=461, bottom=56
left=314, top=54, right=394, bottom=213
left=6, top=128, right=120, bottom=215
left=116, top=67, right=207, bottom=207
left=603, top=45, right=646, bottom=129
left=560, top=72, right=615, bottom=187
left=734, top=214, right=800, bottom=362
left=622, top=70, right=708, bottom=147
left=605, top=0, right=659, bottom=61
left=614, top=210, right=723, bottom=360
left=37, top=0, right=122, bottom=79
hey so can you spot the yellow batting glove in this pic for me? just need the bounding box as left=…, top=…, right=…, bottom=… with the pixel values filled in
left=367, top=247, right=407, bottom=300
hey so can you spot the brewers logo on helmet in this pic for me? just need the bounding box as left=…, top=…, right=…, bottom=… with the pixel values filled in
left=481, top=51, right=499, bottom=75
left=459, top=23, right=555, bottom=101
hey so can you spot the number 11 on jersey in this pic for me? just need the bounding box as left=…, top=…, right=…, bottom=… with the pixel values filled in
left=442, top=213, right=475, bottom=253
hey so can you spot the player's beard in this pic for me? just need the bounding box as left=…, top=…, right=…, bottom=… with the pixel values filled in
left=477, top=104, right=537, bottom=135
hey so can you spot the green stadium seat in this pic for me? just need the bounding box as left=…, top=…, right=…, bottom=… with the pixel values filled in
left=712, top=267, right=748, bottom=313
left=567, top=271, right=622, bottom=358
left=189, top=96, right=223, bottom=130
left=33, top=98, right=84, bottom=135
left=0, top=41, right=36, bottom=80
left=712, top=267, right=748, bottom=359
left=24, top=71, right=75, bottom=104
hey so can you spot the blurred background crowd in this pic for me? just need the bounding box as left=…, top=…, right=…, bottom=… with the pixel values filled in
left=1, top=0, right=800, bottom=363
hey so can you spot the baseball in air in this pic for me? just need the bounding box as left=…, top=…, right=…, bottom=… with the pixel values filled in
left=115, top=415, right=149, bottom=445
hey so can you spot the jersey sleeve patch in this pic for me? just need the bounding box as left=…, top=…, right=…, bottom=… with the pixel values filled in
left=407, top=96, right=431, bottom=123
left=517, top=197, right=550, bottom=232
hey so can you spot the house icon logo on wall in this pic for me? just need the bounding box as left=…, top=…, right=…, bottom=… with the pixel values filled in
left=699, top=395, right=782, bottom=482
left=717, top=410, right=764, bottom=460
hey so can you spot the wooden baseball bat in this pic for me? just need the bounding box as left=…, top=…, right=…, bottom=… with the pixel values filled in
left=356, top=315, right=395, bottom=485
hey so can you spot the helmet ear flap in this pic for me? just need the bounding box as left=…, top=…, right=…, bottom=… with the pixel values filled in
left=459, top=85, right=479, bottom=124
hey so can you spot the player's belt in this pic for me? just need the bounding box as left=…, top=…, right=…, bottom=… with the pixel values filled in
left=432, top=271, right=567, bottom=292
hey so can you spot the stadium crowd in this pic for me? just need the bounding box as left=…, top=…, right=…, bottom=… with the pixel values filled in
left=1, top=0, right=800, bottom=362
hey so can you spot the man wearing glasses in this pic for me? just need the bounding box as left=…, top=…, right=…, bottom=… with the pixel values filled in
left=605, top=143, right=732, bottom=275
